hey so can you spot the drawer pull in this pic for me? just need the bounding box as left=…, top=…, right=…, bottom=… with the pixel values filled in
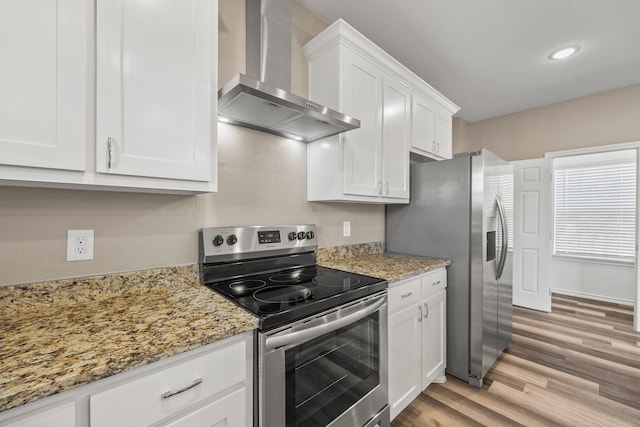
left=161, top=378, right=203, bottom=400
left=432, top=280, right=441, bottom=286
left=401, top=292, right=413, bottom=298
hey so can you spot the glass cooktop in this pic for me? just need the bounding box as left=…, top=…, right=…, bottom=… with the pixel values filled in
left=206, top=266, right=387, bottom=331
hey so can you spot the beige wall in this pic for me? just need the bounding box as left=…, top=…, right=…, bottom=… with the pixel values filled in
left=0, top=1, right=384, bottom=286
left=453, top=83, right=640, bottom=161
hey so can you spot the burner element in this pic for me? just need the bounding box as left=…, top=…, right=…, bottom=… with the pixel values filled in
left=227, top=279, right=266, bottom=297
left=313, top=273, right=361, bottom=288
left=269, top=271, right=316, bottom=284
left=254, top=285, right=313, bottom=304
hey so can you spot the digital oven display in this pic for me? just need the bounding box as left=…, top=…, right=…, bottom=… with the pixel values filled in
left=258, top=230, right=281, bottom=244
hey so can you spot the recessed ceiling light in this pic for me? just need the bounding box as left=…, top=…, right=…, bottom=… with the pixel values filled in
left=293, top=136, right=303, bottom=141
left=549, top=45, right=580, bottom=60
left=218, top=117, right=230, bottom=123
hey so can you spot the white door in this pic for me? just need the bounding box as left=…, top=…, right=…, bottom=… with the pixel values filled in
left=513, top=158, right=552, bottom=312
left=381, top=75, right=410, bottom=199
left=96, top=0, right=212, bottom=182
left=0, top=0, right=86, bottom=171
left=342, top=49, right=383, bottom=197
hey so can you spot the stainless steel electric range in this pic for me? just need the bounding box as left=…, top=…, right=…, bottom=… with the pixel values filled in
left=199, top=225, right=390, bottom=427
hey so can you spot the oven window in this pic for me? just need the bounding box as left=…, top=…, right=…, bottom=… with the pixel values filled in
left=284, top=311, right=380, bottom=426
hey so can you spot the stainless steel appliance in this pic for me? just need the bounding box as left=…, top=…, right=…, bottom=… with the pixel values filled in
left=199, top=225, right=390, bottom=427
left=386, top=149, right=513, bottom=387
left=218, top=0, right=360, bottom=142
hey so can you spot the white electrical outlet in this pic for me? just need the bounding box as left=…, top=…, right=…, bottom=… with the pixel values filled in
left=343, top=221, right=351, bottom=237
left=67, top=229, right=94, bottom=261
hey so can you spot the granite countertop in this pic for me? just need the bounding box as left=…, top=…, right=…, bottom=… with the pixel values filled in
left=317, top=243, right=449, bottom=284
left=0, top=266, right=257, bottom=413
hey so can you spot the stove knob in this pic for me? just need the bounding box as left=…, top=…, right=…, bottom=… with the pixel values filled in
left=212, top=235, right=224, bottom=247
left=227, top=234, right=237, bottom=245
left=297, top=231, right=306, bottom=240
left=306, top=231, right=315, bottom=240
left=288, top=232, right=297, bottom=241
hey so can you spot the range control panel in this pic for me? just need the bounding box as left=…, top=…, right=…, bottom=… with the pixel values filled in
left=201, top=225, right=317, bottom=263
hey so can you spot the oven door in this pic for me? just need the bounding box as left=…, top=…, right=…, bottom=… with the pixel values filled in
left=259, top=292, right=389, bottom=427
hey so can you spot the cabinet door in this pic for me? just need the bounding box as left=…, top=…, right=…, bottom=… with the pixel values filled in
left=388, top=304, right=421, bottom=420
left=0, top=0, right=86, bottom=171
left=381, top=76, right=410, bottom=199
left=4, top=402, right=76, bottom=427
left=165, top=388, right=246, bottom=427
left=410, top=92, right=436, bottom=155
left=421, top=289, right=446, bottom=389
left=434, top=108, right=453, bottom=159
left=97, top=0, right=212, bottom=182
left=342, top=49, right=383, bottom=197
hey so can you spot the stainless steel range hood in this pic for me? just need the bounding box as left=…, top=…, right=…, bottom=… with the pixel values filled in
left=217, top=0, right=360, bottom=142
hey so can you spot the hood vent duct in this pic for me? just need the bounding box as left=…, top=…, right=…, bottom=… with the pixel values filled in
left=217, top=0, right=360, bottom=142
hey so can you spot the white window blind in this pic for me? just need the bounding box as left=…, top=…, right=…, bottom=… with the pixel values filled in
left=553, top=149, right=636, bottom=262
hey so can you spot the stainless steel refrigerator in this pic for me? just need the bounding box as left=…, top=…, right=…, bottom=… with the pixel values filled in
left=386, top=149, right=513, bottom=387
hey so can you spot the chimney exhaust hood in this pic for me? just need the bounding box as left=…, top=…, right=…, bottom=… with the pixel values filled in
left=217, top=0, right=360, bottom=142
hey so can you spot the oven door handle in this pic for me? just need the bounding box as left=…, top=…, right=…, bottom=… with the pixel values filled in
left=265, top=295, right=386, bottom=350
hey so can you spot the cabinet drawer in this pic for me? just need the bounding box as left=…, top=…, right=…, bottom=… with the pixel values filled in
left=421, top=269, right=447, bottom=299
left=90, top=339, right=246, bottom=427
left=388, top=278, right=421, bottom=313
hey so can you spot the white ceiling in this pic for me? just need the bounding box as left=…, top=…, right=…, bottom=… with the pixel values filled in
left=297, top=0, right=640, bottom=122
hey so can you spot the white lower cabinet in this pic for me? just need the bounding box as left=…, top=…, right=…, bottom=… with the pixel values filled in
left=0, top=333, right=252, bottom=427
left=388, top=268, right=447, bottom=420
left=421, top=289, right=446, bottom=389
left=388, top=298, right=422, bottom=418
left=2, top=402, right=76, bottom=427
left=165, top=388, right=245, bottom=427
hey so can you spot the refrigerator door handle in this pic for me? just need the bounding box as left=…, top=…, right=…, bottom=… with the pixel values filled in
left=496, top=195, right=508, bottom=279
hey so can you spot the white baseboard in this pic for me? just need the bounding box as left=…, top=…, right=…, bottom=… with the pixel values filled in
left=551, top=288, right=634, bottom=306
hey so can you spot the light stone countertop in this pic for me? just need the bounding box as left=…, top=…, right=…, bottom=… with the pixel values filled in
left=0, top=243, right=446, bottom=414
left=317, top=243, right=449, bottom=284
left=0, top=266, right=257, bottom=413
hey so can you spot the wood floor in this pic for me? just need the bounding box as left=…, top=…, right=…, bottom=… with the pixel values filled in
left=391, top=294, right=640, bottom=427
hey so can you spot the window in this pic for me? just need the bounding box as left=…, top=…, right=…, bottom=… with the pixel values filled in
left=553, top=149, right=636, bottom=263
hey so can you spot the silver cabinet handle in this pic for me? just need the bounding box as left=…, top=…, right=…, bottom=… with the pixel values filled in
left=432, top=280, right=441, bottom=286
left=161, top=378, right=203, bottom=400
left=424, top=302, right=429, bottom=319
left=384, top=181, right=389, bottom=195
left=378, top=180, right=383, bottom=195
left=107, top=137, right=114, bottom=169
left=418, top=305, right=422, bottom=322
left=400, top=291, right=413, bottom=298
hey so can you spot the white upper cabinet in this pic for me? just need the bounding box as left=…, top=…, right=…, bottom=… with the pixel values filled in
left=0, top=0, right=217, bottom=194
left=341, top=49, right=383, bottom=197
left=0, top=0, right=87, bottom=172
left=303, top=20, right=457, bottom=203
left=381, top=76, right=411, bottom=198
left=411, top=91, right=453, bottom=160
left=96, top=0, right=212, bottom=182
